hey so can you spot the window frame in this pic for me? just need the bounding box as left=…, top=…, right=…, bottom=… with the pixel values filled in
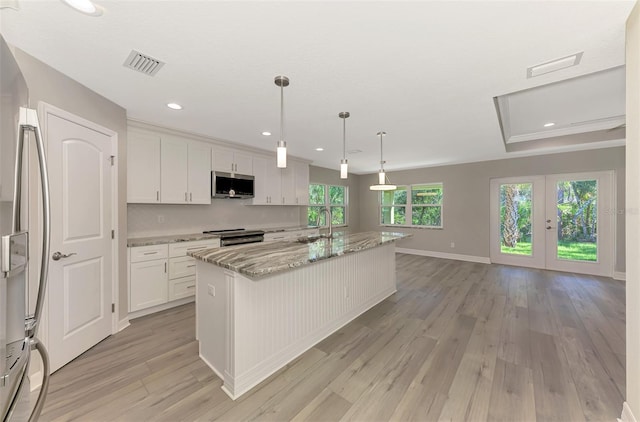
left=308, top=183, right=349, bottom=228
left=379, top=182, right=444, bottom=229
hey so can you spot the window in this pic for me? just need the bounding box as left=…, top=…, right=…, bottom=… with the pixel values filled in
left=308, top=184, right=347, bottom=226
left=380, top=183, right=443, bottom=228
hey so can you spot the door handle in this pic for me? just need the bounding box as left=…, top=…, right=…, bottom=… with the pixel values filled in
left=52, top=251, right=77, bottom=261
left=546, top=226, right=553, bottom=230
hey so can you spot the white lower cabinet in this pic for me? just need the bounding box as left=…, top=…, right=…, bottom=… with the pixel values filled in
left=130, top=246, right=169, bottom=312
left=129, top=239, right=220, bottom=314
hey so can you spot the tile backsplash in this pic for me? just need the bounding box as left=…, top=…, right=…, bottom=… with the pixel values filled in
left=128, top=201, right=304, bottom=238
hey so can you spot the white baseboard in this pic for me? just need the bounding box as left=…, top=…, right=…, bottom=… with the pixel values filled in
left=118, top=317, right=130, bottom=332
left=620, top=402, right=637, bottom=422
left=128, top=296, right=195, bottom=320
left=396, top=247, right=491, bottom=264
left=614, top=271, right=626, bottom=281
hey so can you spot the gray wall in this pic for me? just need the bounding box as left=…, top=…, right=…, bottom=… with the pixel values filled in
left=13, top=47, right=130, bottom=322
left=356, top=146, right=626, bottom=272
left=308, top=165, right=361, bottom=233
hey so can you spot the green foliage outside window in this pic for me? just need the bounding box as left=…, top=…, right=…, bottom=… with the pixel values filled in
left=380, top=183, right=443, bottom=227
left=308, top=184, right=347, bottom=226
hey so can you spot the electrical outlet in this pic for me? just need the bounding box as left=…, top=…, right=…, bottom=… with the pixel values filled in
left=157, top=215, right=165, bottom=223
left=208, top=284, right=215, bottom=297
left=450, top=242, right=455, bottom=248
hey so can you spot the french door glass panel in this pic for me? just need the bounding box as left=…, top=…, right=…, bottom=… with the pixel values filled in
left=554, top=179, right=598, bottom=262
left=499, top=183, right=533, bottom=256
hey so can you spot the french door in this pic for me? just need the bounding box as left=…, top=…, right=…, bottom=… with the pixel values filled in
left=490, top=171, right=614, bottom=277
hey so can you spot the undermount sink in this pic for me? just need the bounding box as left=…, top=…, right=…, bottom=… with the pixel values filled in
left=296, top=235, right=329, bottom=244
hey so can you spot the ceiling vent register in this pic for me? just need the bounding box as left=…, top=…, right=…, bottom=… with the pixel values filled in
left=123, top=50, right=164, bottom=76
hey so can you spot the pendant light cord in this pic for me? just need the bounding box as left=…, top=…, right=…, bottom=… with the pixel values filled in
left=343, top=117, right=346, bottom=159
left=280, top=84, right=285, bottom=142
left=379, top=132, right=384, bottom=171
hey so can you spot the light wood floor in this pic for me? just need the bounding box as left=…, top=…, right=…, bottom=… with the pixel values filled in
left=38, top=254, right=625, bottom=421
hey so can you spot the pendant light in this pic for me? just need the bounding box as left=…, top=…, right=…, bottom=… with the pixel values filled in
left=339, top=112, right=350, bottom=179
left=274, top=75, right=289, bottom=168
left=369, top=131, right=397, bottom=191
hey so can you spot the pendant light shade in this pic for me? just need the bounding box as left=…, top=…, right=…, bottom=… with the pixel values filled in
left=339, top=112, right=350, bottom=179
left=369, top=131, right=397, bottom=191
left=274, top=76, right=289, bottom=168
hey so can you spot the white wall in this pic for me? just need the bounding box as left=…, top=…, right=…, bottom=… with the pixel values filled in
left=128, top=201, right=302, bottom=237
left=625, top=2, right=639, bottom=420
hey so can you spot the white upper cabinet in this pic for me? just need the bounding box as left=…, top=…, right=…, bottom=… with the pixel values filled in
left=187, top=142, right=212, bottom=204
left=212, top=147, right=253, bottom=175
left=128, top=130, right=161, bottom=203
left=161, top=136, right=189, bottom=204
left=251, top=155, right=308, bottom=206
left=128, top=127, right=211, bottom=204
left=280, top=165, right=296, bottom=205
left=252, top=155, right=281, bottom=205
left=294, top=161, right=310, bottom=205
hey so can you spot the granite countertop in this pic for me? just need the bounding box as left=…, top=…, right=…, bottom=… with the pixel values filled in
left=188, top=231, right=411, bottom=279
left=127, top=226, right=319, bottom=247
left=127, top=233, right=221, bottom=247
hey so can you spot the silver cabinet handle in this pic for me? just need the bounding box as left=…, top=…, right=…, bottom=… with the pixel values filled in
left=190, top=192, right=193, bottom=202
left=52, top=251, right=76, bottom=261
left=157, top=191, right=160, bottom=201
left=185, top=192, right=188, bottom=202
left=186, top=264, right=196, bottom=268
left=164, top=262, right=167, bottom=273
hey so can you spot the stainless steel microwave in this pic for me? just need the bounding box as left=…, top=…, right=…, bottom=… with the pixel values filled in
left=211, top=171, right=255, bottom=199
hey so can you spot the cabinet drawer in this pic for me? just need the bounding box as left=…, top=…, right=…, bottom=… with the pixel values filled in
left=169, top=256, right=196, bottom=279
left=169, top=276, right=196, bottom=301
left=169, top=239, right=220, bottom=258
left=130, top=244, right=169, bottom=263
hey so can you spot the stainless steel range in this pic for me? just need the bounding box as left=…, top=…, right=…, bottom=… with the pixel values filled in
left=203, top=229, right=265, bottom=247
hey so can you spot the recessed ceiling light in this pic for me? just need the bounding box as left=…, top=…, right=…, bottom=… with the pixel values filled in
left=167, top=103, right=182, bottom=110
left=543, top=122, right=555, bottom=127
left=315, top=148, right=324, bottom=152
left=261, top=131, right=271, bottom=136
left=60, top=0, right=103, bottom=16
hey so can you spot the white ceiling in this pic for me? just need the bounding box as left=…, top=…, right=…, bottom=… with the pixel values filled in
left=0, top=0, right=635, bottom=174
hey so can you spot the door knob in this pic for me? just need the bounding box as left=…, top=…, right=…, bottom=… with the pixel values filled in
left=52, top=251, right=77, bottom=261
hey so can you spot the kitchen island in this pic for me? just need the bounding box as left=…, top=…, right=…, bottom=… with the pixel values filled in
left=189, top=231, right=410, bottom=399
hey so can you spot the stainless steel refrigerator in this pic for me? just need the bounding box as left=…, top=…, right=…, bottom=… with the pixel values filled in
left=0, top=36, right=51, bottom=421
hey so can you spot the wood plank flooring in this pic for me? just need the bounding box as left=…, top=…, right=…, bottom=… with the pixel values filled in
left=38, top=254, right=625, bottom=421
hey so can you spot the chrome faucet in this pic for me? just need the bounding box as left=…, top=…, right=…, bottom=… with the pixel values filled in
left=316, top=207, right=333, bottom=239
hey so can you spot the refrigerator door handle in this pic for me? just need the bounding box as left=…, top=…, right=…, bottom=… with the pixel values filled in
left=18, top=108, right=51, bottom=337
left=27, top=337, right=50, bottom=422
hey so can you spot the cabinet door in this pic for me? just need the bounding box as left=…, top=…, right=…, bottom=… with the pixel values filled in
left=294, top=161, right=310, bottom=205
left=130, top=259, right=168, bottom=312
left=280, top=165, right=296, bottom=205
left=161, top=137, right=189, bottom=203
left=212, top=147, right=234, bottom=173
left=127, top=131, right=161, bottom=203
left=188, top=142, right=211, bottom=204
left=234, top=152, right=253, bottom=175
left=251, top=156, right=270, bottom=205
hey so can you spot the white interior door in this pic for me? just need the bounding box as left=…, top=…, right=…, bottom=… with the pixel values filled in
left=46, top=111, right=113, bottom=372
left=490, top=171, right=614, bottom=277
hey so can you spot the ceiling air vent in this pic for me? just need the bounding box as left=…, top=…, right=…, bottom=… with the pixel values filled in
left=123, top=50, right=164, bottom=76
